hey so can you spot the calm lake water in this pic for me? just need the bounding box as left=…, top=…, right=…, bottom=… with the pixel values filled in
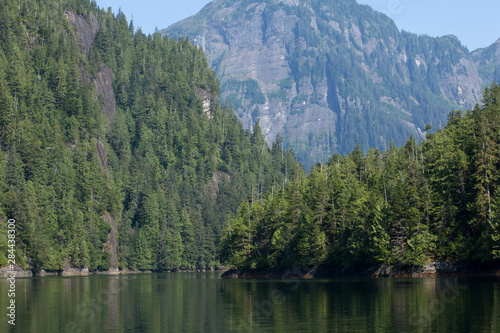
left=1, top=272, right=499, bottom=332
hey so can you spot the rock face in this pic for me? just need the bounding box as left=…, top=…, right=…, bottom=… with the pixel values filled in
left=61, top=265, right=90, bottom=277
left=94, top=64, right=116, bottom=121
left=102, top=213, right=118, bottom=271
left=68, top=12, right=116, bottom=121
left=196, top=87, right=214, bottom=118
left=0, top=265, right=33, bottom=278
left=164, top=0, right=496, bottom=169
left=472, top=38, right=500, bottom=86
left=65, top=11, right=99, bottom=55
left=79, top=63, right=116, bottom=121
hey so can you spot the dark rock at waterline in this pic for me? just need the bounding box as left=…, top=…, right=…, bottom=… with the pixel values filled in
left=221, top=261, right=500, bottom=279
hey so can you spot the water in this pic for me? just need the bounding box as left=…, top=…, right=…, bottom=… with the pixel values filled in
left=1, top=272, right=499, bottom=332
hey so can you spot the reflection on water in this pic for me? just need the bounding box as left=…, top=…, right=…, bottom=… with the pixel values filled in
left=0, top=272, right=499, bottom=332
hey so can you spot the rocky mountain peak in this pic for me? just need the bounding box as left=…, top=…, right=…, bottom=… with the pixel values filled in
left=165, top=0, right=494, bottom=169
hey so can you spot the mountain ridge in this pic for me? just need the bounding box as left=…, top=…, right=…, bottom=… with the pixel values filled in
left=163, top=0, right=496, bottom=169
left=472, top=37, right=500, bottom=86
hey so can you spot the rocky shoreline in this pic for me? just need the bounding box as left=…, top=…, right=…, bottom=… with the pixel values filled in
left=221, top=261, right=500, bottom=279
left=0, top=266, right=150, bottom=278
left=0, top=265, right=222, bottom=278
left=4, top=262, right=499, bottom=279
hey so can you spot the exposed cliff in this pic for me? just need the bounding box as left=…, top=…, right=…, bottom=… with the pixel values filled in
left=164, top=0, right=491, bottom=169
left=65, top=11, right=99, bottom=55
left=68, top=11, right=116, bottom=121
left=472, top=38, right=500, bottom=86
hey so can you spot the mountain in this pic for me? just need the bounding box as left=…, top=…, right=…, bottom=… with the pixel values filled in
left=163, top=0, right=494, bottom=169
left=0, top=0, right=297, bottom=272
left=472, top=38, right=500, bottom=85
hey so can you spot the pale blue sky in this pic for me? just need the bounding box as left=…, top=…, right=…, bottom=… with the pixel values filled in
left=95, top=0, right=500, bottom=51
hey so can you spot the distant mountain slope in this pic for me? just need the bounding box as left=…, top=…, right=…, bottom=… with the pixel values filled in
left=163, top=0, right=494, bottom=169
left=472, top=38, right=500, bottom=85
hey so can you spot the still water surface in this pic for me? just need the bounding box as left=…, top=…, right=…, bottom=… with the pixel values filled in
left=1, top=272, right=499, bottom=332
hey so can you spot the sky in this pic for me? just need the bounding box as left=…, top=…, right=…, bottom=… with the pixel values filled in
left=95, top=0, right=500, bottom=51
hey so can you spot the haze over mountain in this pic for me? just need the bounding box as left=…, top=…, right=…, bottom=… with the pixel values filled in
left=163, top=0, right=499, bottom=169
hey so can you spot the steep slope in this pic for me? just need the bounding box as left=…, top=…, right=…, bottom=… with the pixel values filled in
left=0, top=0, right=298, bottom=272
left=164, top=0, right=485, bottom=169
left=472, top=38, right=500, bottom=85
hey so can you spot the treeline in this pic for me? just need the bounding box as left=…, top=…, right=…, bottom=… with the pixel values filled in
left=0, top=0, right=298, bottom=271
left=220, top=84, right=500, bottom=269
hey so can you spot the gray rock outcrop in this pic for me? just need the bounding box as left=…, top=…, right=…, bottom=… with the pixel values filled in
left=65, top=11, right=99, bottom=55
left=164, top=0, right=497, bottom=168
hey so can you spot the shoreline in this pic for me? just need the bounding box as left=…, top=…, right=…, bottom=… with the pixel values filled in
left=0, top=265, right=226, bottom=278
left=3, top=262, right=500, bottom=279
left=221, top=261, right=500, bottom=279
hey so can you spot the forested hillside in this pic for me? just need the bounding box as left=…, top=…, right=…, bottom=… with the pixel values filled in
left=220, top=84, right=500, bottom=270
left=0, top=0, right=298, bottom=272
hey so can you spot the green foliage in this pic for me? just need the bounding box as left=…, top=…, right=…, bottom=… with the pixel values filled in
left=0, top=0, right=295, bottom=272
left=221, top=84, right=500, bottom=269
left=221, top=79, right=266, bottom=105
